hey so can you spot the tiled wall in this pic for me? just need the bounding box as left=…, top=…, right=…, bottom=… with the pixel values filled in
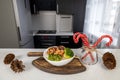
left=31, top=11, right=56, bottom=31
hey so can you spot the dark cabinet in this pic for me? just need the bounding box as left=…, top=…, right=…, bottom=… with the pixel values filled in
left=37, top=0, right=56, bottom=10
left=56, top=0, right=74, bottom=14
left=34, top=35, right=82, bottom=48
left=29, top=0, right=56, bottom=14
left=56, top=0, right=87, bottom=32
left=56, top=36, right=82, bottom=48
left=73, top=0, right=87, bottom=32
left=34, top=35, right=56, bottom=48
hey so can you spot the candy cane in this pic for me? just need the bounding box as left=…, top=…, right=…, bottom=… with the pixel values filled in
left=92, top=35, right=113, bottom=48
left=73, top=32, right=81, bottom=43
left=73, top=33, right=113, bottom=64
left=73, top=32, right=90, bottom=47
left=81, top=51, right=95, bottom=62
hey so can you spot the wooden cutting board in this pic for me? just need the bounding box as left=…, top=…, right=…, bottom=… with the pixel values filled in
left=32, top=57, right=86, bottom=74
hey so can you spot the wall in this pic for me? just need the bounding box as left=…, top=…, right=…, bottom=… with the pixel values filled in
left=0, top=0, right=19, bottom=48
left=31, top=11, right=56, bottom=31
left=115, top=5, right=120, bottom=48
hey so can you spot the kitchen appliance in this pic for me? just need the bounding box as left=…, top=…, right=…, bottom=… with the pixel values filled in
left=56, top=14, right=73, bottom=32
left=13, top=0, right=34, bottom=48
left=37, top=30, right=56, bottom=34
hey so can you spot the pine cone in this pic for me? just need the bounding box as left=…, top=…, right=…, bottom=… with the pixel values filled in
left=4, top=53, right=15, bottom=64
left=10, top=59, right=25, bottom=73
left=102, top=52, right=116, bottom=69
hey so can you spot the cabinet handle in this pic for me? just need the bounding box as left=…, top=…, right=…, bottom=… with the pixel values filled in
left=17, top=27, right=21, bottom=41
left=60, top=36, right=70, bottom=38
left=41, top=43, right=54, bottom=46
left=40, top=40, right=55, bottom=42
left=24, top=0, right=27, bottom=8
left=60, top=42, right=69, bottom=44
left=57, top=3, right=59, bottom=13
left=61, top=17, right=71, bottom=18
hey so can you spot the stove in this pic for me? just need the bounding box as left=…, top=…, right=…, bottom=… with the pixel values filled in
left=37, top=30, right=56, bottom=34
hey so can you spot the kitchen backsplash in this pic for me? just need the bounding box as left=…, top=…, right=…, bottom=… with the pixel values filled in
left=31, top=11, right=56, bottom=31
left=31, top=11, right=73, bottom=33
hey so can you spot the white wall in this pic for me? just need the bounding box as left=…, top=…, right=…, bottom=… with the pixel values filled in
left=32, top=11, right=56, bottom=31
left=115, top=6, right=120, bottom=48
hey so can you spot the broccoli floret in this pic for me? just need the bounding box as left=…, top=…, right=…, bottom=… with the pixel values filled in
left=48, top=54, right=62, bottom=61
left=64, top=48, right=74, bottom=59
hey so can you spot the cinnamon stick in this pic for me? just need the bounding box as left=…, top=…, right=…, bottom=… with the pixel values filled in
left=27, top=52, right=43, bottom=57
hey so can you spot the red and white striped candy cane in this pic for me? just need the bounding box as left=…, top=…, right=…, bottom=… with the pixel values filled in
left=92, top=35, right=113, bottom=48
left=73, top=32, right=90, bottom=47
left=81, top=51, right=95, bottom=62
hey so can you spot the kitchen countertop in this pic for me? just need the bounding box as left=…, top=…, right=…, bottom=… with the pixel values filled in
left=33, top=31, right=73, bottom=36
left=0, top=48, right=120, bottom=80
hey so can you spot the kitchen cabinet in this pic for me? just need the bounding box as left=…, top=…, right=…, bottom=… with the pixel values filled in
left=56, top=0, right=74, bottom=14
left=29, top=0, right=56, bottom=14
left=34, top=35, right=56, bottom=48
left=56, top=36, right=82, bottom=48
left=73, top=0, right=87, bottom=32
left=56, top=0, right=87, bottom=32
left=34, top=35, right=82, bottom=48
left=37, top=0, right=56, bottom=11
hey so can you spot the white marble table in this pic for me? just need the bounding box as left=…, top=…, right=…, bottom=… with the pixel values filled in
left=0, top=49, right=120, bottom=80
